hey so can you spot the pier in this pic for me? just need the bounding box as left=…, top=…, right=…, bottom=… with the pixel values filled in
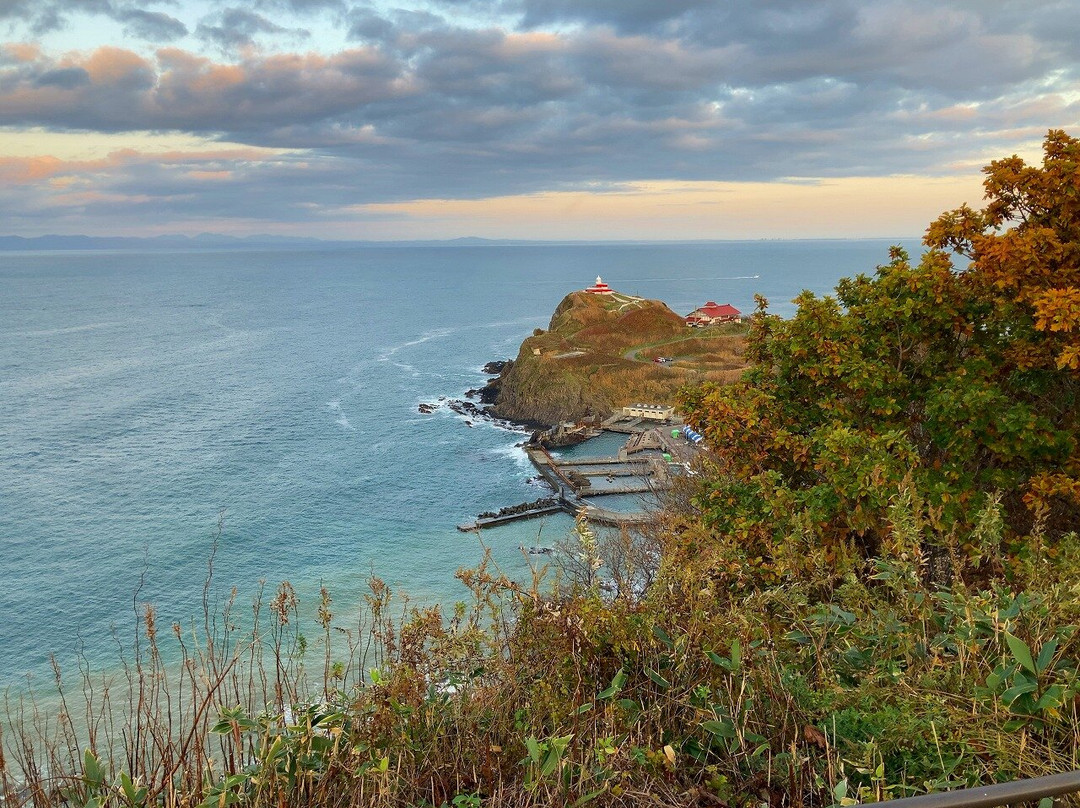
left=458, top=438, right=678, bottom=531
left=459, top=408, right=704, bottom=532
left=457, top=502, right=565, bottom=532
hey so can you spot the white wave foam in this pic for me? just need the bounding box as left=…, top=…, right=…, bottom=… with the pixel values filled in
left=489, top=442, right=530, bottom=468
left=327, top=399, right=355, bottom=430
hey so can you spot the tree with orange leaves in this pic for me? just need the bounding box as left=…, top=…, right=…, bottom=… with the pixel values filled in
left=681, top=131, right=1080, bottom=583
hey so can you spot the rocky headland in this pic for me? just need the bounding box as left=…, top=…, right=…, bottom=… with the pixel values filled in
left=419, top=290, right=748, bottom=430
left=486, top=290, right=748, bottom=426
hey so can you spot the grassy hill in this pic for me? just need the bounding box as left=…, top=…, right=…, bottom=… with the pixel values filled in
left=492, top=291, right=747, bottom=425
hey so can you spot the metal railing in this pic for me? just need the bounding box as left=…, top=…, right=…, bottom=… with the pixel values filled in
left=874, top=771, right=1080, bottom=808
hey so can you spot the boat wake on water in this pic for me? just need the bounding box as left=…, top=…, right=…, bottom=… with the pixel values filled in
left=627, top=275, right=760, bottom=282
left=377, top=328, right=458, bottom=364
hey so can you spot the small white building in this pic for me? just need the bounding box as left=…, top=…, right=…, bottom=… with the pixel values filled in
left=621, top=403, right=675, bottom=421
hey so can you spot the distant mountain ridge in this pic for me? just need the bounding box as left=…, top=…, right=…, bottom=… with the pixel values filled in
left=0, top=234, right=537, bottom=251
left=0, top=233, right=325, bottom=251
left=0, top=234, right=912, bottom=251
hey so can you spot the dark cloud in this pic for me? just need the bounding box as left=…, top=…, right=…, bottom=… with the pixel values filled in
left=0, top=46, right=408, bottom=133
left=0, top=0, right=75, bottom=34
left=35, top=66, right=90, bottom=88
left=115, top=8, right=187, bottom=41
left=345, top=8, right=395, bottom=43
left=196, top=8, right=310, bottom=51
left=1, top=0, right=184, bottom=39
left=0, top=0, right=1078, bottom=231
left=252, top=0, right=347, bottom=14
left=517, top=0, right=713, bottom=33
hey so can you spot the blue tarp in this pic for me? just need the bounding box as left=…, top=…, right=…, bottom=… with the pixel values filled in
left=681, top=425, right=703, bottom=444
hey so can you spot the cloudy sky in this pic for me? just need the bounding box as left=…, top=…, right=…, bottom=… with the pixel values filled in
left=1, top=0, right=1078, bottom=239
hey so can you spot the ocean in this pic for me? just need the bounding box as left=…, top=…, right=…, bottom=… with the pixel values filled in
left=0, top=240, right=919, bottom=689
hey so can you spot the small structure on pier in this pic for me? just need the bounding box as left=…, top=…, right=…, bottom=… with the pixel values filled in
left=621, top=403, right=675, bottom=422
left=585, top=276, right=614, bottom=295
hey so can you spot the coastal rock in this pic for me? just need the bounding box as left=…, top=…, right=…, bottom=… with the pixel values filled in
left=448, top=399, right=484, bottom=419
left=482, top=360, right=509, bottom=374
left=465, top=378, right=501, bottom=404
left=438, top=396, right=532, bottom=435
left=418, top=402, right=438, bottom=414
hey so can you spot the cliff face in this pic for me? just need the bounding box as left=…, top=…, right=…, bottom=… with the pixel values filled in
left=491, top=291, right=745, bottom=426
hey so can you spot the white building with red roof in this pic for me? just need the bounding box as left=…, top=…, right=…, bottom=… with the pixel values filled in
left=685, top=301, right=742, bottom=326
left=585, top=276, right=613, bottom=294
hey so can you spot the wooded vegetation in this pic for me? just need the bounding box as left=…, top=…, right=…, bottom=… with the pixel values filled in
left=681, top=128, right=1080, bottom=584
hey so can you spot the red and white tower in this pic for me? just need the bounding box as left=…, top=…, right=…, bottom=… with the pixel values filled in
left=585, top=275, right=613, bottom=294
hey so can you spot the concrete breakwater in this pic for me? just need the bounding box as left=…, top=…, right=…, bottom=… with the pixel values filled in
left=458, top=423, right=692, bottom=532
left=456, top=496, right=565, bottom=532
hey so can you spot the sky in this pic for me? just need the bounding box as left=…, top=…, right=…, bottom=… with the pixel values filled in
left=1, top=0, right=1078, bottom=240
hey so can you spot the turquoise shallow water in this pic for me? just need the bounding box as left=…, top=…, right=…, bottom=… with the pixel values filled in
left=0, top=241, right=917, bottom=689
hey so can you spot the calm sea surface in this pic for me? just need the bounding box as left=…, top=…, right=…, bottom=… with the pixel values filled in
left=0, top=241, right=918, bottom=689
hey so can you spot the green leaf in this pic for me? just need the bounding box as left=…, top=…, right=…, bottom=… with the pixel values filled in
left=705, top=650, right=727, bottom=667
left=570, top=789, right=606, bottom=808
left=1005, top=632, right=1037, bottom=675
left=83, top=750, right=105, bottom=790
left=1034, top=684, right=1065, bottom=713
left=729, top=638, right=742, bottom=671
left=645, top=668, right=671, bottom=690
left=1001, top=678, right=1038, bottom=706
left=525, top=737, right=541, bottom=764
left=652, top=624, right=674, bottom=648
left=119, top=772, right=147, bottom=806
left=598, top=668, right=626, bottom=699
left=833, top=779, right=848, bottom=801
left=263, top=737, right=284, bottom=764
left=575, top=702, right=594, bottom=715
left=702, top=719, right=737, bottom=739
left=540, top=746, right=561, bottom=777
left=616, top=698, right=640, bottom=714
left=831, top=605, right=856, bottom=626
left=1036, top=638, right=1059, bottom=674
